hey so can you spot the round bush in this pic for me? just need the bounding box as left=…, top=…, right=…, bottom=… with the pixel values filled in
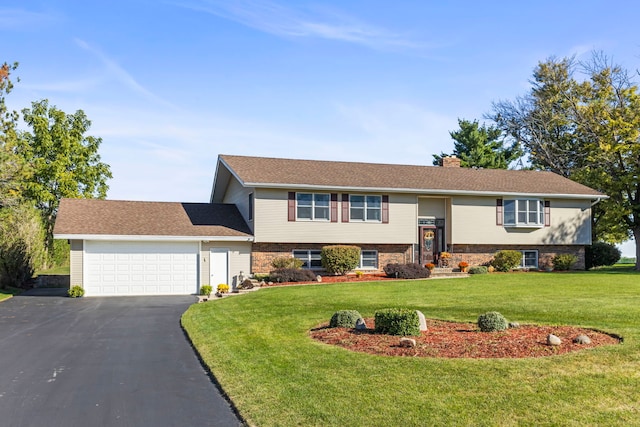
left=329, top=310, right=363, bottom=328
left=586, top=242, right=621, bottom=269
left=552, top=254, right=578, bottom=271
left=374, top=308, right=420, bottom=336
left=477, top=311, right=508, bottom=332
left=468, top=266, right=488, bottom=275
left=199, top=285, right=212, bottom=296
left=68, top=285, right=85, bottom=298
left=321, top=245, right=360, bottom=275
left=490, top=250, right=523, bottom=272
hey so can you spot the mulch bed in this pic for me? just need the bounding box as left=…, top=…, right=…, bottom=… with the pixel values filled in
left=310, top=318, right=622, bottom=359
left=260, top=274, right=394, bottom=287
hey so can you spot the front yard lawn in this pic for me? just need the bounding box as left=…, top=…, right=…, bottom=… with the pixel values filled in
left=0, top=287, right=23, bottom=301
left=182, top=271, right=640, bottom=426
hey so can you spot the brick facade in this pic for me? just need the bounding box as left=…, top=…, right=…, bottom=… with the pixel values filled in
left=251, top=242, right=414, bottom=274
left=448, top=244, right=586, bottom=270
left=251, top=242, right=586, bottom=273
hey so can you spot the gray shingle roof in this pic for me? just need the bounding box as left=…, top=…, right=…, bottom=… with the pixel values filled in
left=219, top=155, right=604, bottom=197
left=53, top=199, right=252, bottom=237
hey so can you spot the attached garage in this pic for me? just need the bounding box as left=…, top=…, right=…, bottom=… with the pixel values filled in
left=54, top=199, right=254, bottom=297
left=84, top=241, right=199, bottom=296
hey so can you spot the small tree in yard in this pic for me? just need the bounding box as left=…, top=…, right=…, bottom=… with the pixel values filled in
left=321, top=245, right=360, bottom=275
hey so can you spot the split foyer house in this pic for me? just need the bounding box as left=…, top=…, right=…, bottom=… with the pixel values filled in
left=54, top=154, right=605, bottom=296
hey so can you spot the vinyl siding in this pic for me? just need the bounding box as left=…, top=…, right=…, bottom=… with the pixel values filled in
left=418, top=197, right=447, bottom=218
left=451, top=196, right=591, bottom=245
left=200, top=241, right=251, bottom=288
left=70, top=239, right=83, bottom=286
left=222, top=176, right=254, bottom=231
left=253, top=189, right=417, bottom=244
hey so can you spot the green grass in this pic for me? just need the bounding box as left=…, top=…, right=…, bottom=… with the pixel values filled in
left=35, top=265, right=70, bottom=276
left=182, top=271, right=640, bottom=426
left=0, top=286, right=23, bottom=301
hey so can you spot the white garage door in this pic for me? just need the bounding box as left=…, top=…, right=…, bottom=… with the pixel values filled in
left=84, top=241, right=198, bottom=296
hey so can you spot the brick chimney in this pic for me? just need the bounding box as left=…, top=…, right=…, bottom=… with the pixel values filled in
left=441, top=155, right=461, bottom=168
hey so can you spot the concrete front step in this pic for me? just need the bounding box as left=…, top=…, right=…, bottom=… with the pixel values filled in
left=430, top=268, right=469, bottom=278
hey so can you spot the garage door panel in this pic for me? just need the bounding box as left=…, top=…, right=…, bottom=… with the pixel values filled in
left=84, top=241, right=198, bottom=296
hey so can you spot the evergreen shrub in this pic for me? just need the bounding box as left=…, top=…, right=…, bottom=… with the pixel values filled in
left=374, top=308, right=420, bottom=336
left=329, top=310, right=363, bottom=328
left=477, top=311, right=508, bottom=332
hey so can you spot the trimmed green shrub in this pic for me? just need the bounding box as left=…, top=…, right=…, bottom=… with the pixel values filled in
left=68, top=285, right=85, bottom=298
left=199, top=285, right=212, bottom=296
left=552, top=254, right=578, bottom=271
left=468, top=266, right=488, bottom=275
left=321, top=245, right=360, bottom=275
left=270, top=268, right=317, bottom=283
left=477, top=311, right=508, bottom=332
left=586, top=242, right=621, bottom=269
left=374, top=308, right=421, bottom=336
left=383, top=263, right=431, bottom=279
left=271, top=256, right=304, bottom=270
left=329, top=310, right=363, bottom=328
left=490, top=250, right=522, bottom=272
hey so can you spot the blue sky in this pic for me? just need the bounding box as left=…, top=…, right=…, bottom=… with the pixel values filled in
left=4, top=1, right=639, bottom=254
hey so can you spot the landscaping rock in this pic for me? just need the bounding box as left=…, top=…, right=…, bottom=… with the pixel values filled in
left=547, top=334, right=562, bottom=346
left=399, top=338, right=416, bottom=348
left=416, top=310, right=428, bottom=331
left=573, top=335, right=591, bottom=345
left=316, top=275, right=322, bottom=282
left=355, top=318, right=367, bottom=330
left=508, top=322, right=520, bottom=329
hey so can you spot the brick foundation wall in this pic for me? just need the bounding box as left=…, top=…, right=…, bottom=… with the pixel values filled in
left=251, top=243, right=414, bottom=274
left=449, top=244, right=586, bottom=270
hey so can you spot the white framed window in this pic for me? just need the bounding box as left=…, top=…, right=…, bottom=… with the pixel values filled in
left=350, top=195, right=381, bottom=222
left=359, top=250, right=378, bottom=269
left=292, top=249, right=322, bottom=269
left=521, top=250, right=538, bottom=268
left=296, top=193, right=330, bottom=221
left=504, top=199, right=544, bottom=226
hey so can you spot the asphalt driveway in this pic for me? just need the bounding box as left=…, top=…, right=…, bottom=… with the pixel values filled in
left=0, top=290, right=243, bottom=427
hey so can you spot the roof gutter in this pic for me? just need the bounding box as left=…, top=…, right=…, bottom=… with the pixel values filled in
left=53, top=234, right=255, bottom=242
left=243, top=182, right=606, bottom=201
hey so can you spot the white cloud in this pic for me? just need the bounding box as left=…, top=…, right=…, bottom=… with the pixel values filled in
left=172, top=0, right=426, bottom=51
left=74, top=39, right=176, bottom=108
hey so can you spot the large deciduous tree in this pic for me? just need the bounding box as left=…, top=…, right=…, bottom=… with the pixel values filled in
left=17, top=99, right=112, bottom=247
left=0, top=62, right=28, bottom=207
left=489, top=53, right=640, bottom=269
left=432, top=119, right=520, bottom=168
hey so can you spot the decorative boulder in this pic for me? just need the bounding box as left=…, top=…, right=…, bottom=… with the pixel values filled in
left=416, top=310, right=428, bottom=331
left=508, top=322, right=520, bottom=329
left=316, top=275, right=322, bottom=282
left=573, top=335, right=592, bottom=345
left=547, top=334, right=562, bottom=346
left=399, top=338, right=417, bottom=348
left=355, top=318, right=367, bottom=330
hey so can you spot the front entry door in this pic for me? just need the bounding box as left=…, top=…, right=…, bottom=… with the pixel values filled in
left=210, top=249, right=229, bottom=289
left=420, top=226, right=437, bottom=265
